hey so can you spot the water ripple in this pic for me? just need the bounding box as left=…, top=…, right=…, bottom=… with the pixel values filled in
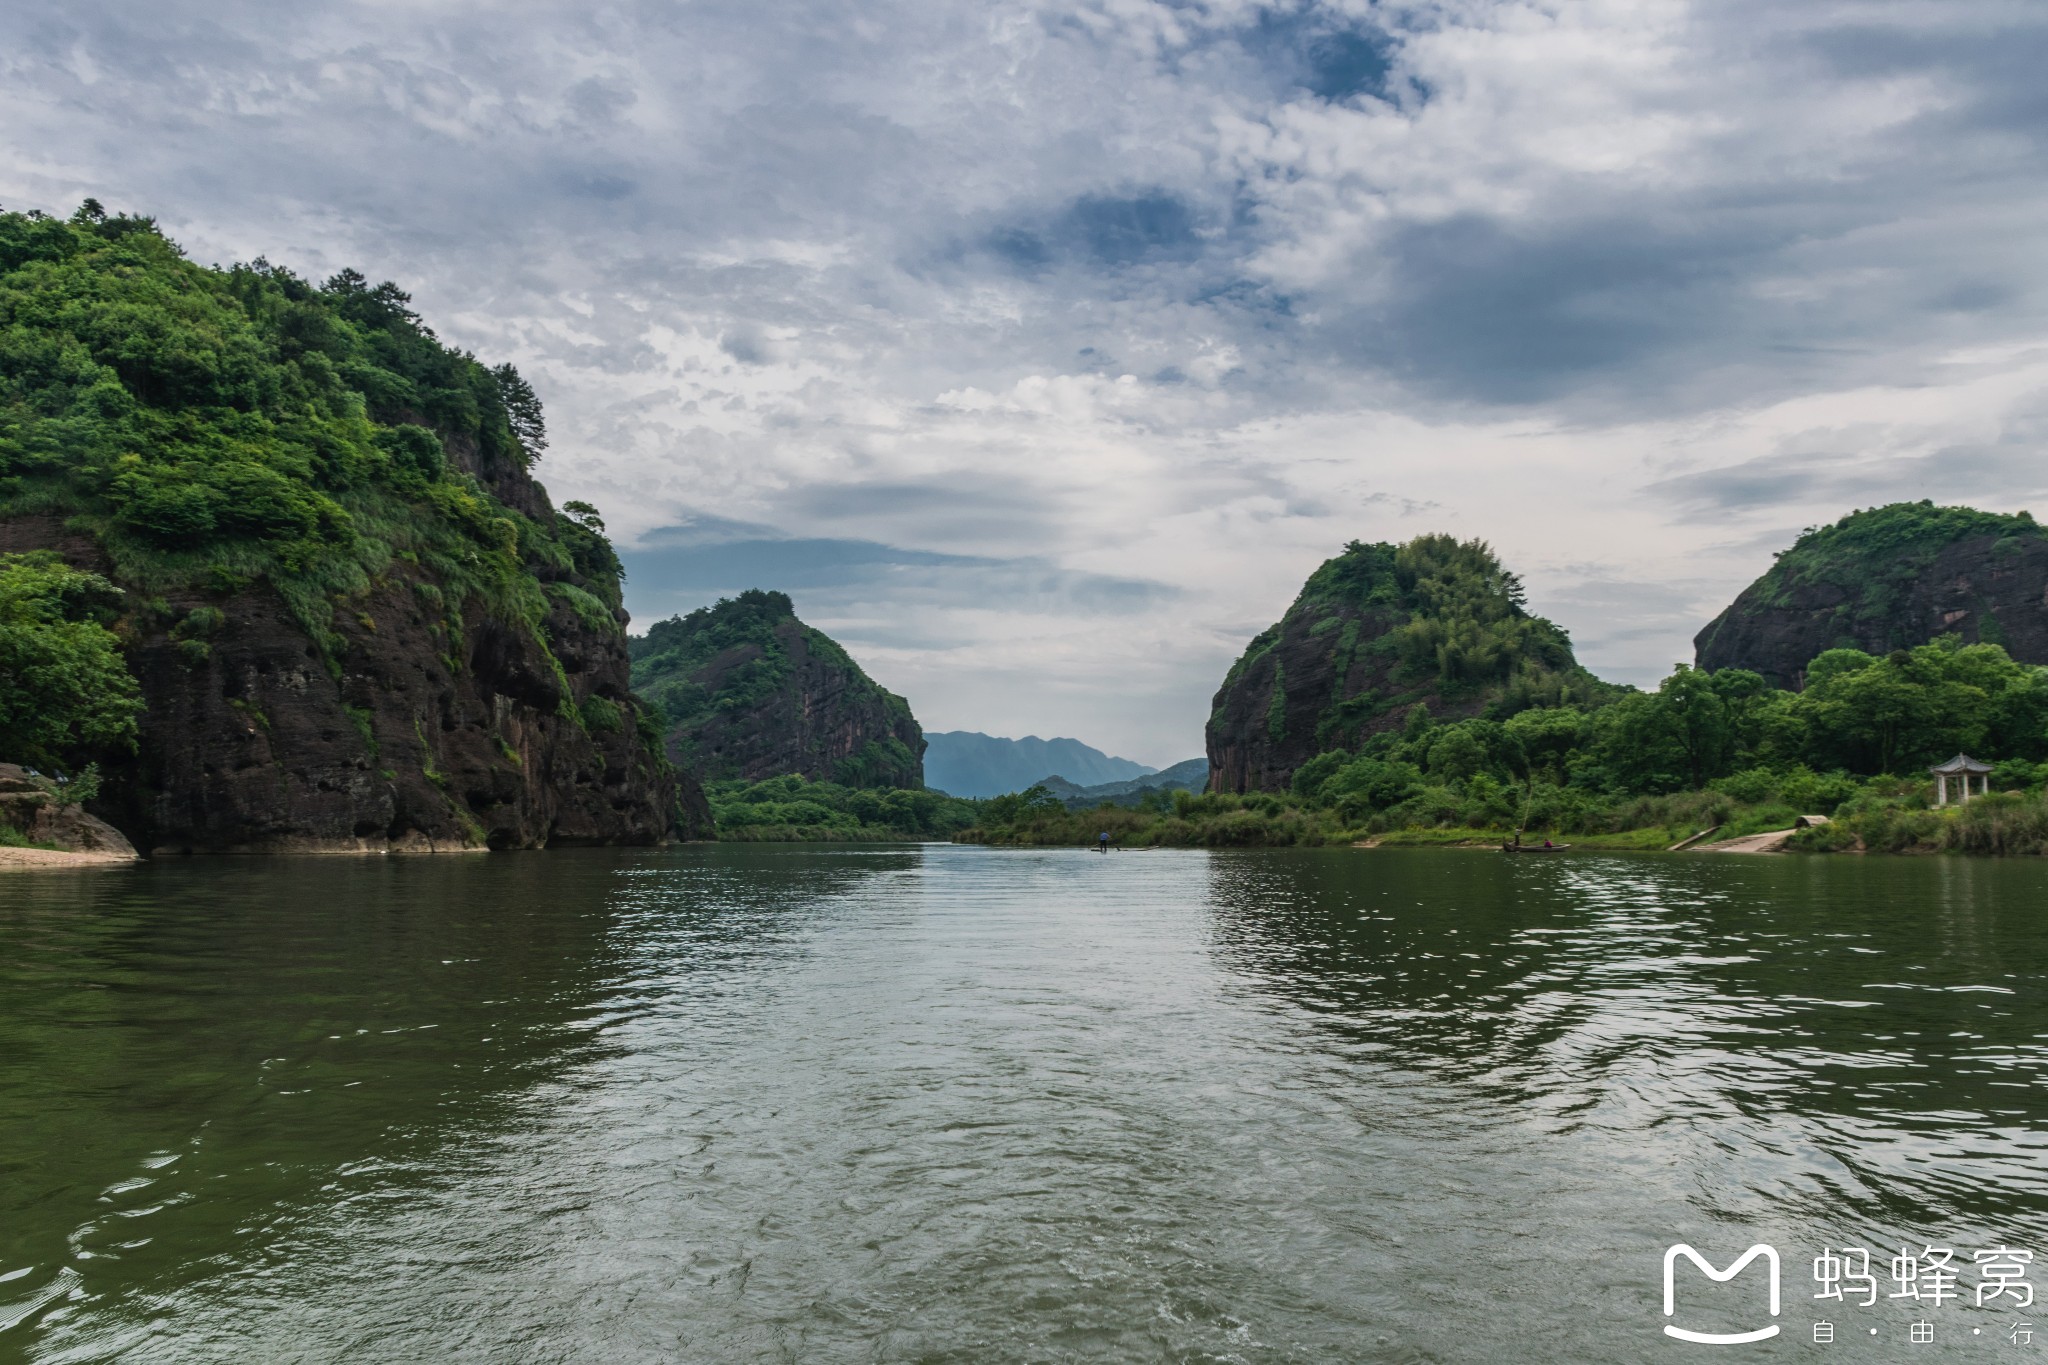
left=2, top=845, right=2044, bottom=1361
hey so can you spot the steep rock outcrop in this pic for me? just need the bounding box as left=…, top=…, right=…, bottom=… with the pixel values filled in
left=1, top=516, right=708, bottom=854
left=1695, top=502, right=2048, bottom=690
left=631, top=590, right=925, bottom=787
left=0, top=208, right=709, bottom=851
left=1207, top=536, right=1611, bottom=793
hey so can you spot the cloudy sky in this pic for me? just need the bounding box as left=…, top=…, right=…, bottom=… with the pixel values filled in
left=6, top=0, right=2048, bottom=765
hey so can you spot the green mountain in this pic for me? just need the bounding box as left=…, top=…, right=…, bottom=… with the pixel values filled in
left=1206, top=534, right=1615, bottom=792
left=0, top=201, right=698, bottom=850
left=630, top=589, right=925, bottom=788
left=1695, top=501, right=2048, bottom=689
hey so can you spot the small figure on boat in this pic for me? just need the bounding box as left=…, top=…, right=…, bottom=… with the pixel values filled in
left=1098, top=831, right=1111, bottom=852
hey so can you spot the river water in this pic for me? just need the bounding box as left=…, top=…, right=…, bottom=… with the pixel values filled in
left=2, top=845, right=2044, bottom=1363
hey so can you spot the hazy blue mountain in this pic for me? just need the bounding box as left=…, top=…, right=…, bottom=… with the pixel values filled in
left=924, top=731, right=1154, bottom=798
left=1040, top=758, right=1209, bottom=809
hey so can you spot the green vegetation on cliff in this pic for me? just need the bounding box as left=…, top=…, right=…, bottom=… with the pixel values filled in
left=1695, top=501, right=2048, bottom=686
left=1207, top=535, right=1618, bottom=793
left=1219, top=535, right=1590, bottom=707
left=1751, top=502, right=2039, bottom=626
left=1159, top=520, right=2048, bottom=854
left=631, top=589, right=924, bottom=788
left=987, top=543, right=2048, bottom=850
left=0, top=201, right=684, bottom=847
left=1766, top=502, right=2037, bottom=587
left=0, top=202, right=631, bottom=676
left=0, top=550, right=141, bottom=772
left=1306, top=535, right=1578, bottom=696
left=1287, top=636, right=2046, bottom=819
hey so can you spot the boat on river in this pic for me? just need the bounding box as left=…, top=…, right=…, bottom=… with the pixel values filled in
left=1501, top=841, right=1571, bottom=853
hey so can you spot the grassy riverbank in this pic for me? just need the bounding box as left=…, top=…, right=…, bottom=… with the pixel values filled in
left=956, top=777, right=2048, bottom=854
left=1790, top=789, right=2048, bottom=855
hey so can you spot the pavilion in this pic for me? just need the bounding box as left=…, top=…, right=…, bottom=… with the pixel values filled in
left=1929, top=754, right=1994, bottom=806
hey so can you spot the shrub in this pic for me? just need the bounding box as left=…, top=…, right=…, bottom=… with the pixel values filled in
left=1777, top=766, right=1863, bottom=814
left=1942, top=792, right=2048, bottom=856
left=0, top=551, right=142, bottom=771
left=374, top=424, right=446, bottom=486
left=1992, top=758, right=2048, bottom=792
left=579, top=695, right=624, bottom=734
left=1710, top=766, right=1778, bottom=805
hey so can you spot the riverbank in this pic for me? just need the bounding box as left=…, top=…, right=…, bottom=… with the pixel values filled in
left=1364, top=825, right=1683, bottom=851
left=956, top=783, right=2048, bottom=856
left=0, top=844, right=137, bottom=867
left=1, top=765, right=141, bottom=863
left=706, top=775, right=981, bottom=842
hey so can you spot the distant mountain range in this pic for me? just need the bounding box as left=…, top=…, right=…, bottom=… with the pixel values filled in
left=923, top=732, right=1155, bottom=798
left=1039, top=758, right=1210, bottom=809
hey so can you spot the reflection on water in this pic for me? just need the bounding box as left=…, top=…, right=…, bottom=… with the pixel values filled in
left=2, top=846, right=2044, bottom=1362
left=1206, top=853, right=2048, bottom=1233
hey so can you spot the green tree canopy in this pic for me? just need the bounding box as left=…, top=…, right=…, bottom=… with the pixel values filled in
left=0, top=204, right=630, bottom=675
left=1383, top=534, right=1577, bottom=693
left=1794, top=639, right=2044, bottom=773
left=0, top=551, right=142, bottom=772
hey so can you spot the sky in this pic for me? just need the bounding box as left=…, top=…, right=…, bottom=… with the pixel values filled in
left=5, top=0, right=2048, bottom=766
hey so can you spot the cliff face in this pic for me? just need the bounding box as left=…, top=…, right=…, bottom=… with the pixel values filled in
left=1207, top=536, right=1609, bottom=793
left=2, top=512, right=708, bottom=855
left=0, top=208, right=709, bottom=851
left=1695, top=502, right=2048, bottom=690
left=632, top=590, right=925, bottom=788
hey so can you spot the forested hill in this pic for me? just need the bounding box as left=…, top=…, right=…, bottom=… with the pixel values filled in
left=0, top=202, right=699, bottom=851
left=630, top=590, right=925, bottom=788
left=1696, top=502, right=2048, bottom=689
left=1206, top=535, right=1616, bottom=793
left=983, top=521, right=2048, bottom=851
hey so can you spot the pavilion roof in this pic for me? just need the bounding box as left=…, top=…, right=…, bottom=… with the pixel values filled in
left=1929, top=753, right=1994, bottom=774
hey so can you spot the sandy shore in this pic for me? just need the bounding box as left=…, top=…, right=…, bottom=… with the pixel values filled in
left=1695, top=828, right=1799, bottom=853
left=0, top=845, right=139, bottom=868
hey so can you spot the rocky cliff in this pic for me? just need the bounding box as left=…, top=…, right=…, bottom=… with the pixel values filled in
left=0, top=511, right=710, bottom=853
left=0, top=206, right=709, bottom=852
left=1206, top=535, right=1612, bottom=793
left=1695, top=502, right=2048, bottom=690
left=631, top=590, right=925, bottom=787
